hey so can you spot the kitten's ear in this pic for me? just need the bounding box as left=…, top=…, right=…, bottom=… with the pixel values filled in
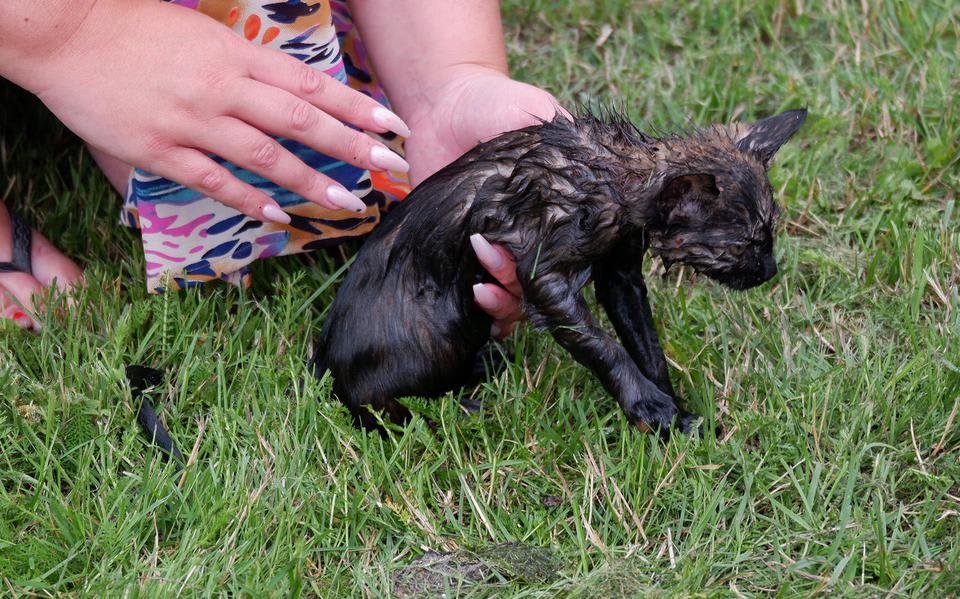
left=658, top=173, right=719, bottom=224
left=736, top=108, right=807, bottom=167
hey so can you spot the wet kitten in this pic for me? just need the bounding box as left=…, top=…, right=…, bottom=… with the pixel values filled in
left=311, top=108, right=806, bottom=437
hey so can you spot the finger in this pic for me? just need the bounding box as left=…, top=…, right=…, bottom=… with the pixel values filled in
left=244, top=47, right=411, bottom=137
left=470, top=234, right=522, bottom=297
left=193, top=116, right=367, bottom=212
left=225, top=79, right=408, bottom=174
left=485, top=83, right=572, bottom=133
left=0, top=274, right=42, bottom=331
left=539, top=99, right=574, bottom=122
left=473, top=283, right=524, bottom=323
left=490, top=320, right=517, bottom=340
left=148, top=147, right=294, bottom=223
left=513, top=98, right=573, bottom=128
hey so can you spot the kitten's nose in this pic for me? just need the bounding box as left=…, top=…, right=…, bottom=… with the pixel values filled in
left=761, top=253, right=778, bottom=281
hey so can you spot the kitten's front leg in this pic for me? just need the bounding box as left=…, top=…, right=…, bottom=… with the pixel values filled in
left=593, top=250, right=701, bottom=435
left=518, top=266, right=688, bottom=437
left=593, top=239, right=675, bottom=398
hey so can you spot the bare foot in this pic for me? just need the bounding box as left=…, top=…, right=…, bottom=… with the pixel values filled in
left=0, top=202, right=84, bottom=330
left=1, top=147, right=130, bottom=330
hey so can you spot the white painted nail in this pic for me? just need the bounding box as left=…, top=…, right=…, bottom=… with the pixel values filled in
left=370, top=146, right=410, bottom=173
left=372, top=106, right=412, bottom=137
left=472, top=283, right=501, bottom=311
left=470, top=234, right=504, bottom=270
left=261, top=204, right=291, bottom=224
left=327, top=186, right=367, bottom=212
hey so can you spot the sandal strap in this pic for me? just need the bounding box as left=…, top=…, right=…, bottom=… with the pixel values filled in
left=0, top=212, right=33, bottom=274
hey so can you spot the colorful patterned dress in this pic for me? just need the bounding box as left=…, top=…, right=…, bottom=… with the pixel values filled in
left=122, top=0, right=411, bottom=292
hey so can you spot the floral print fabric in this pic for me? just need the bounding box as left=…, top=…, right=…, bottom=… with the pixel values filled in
left=122, top=0, right=410, bottom=291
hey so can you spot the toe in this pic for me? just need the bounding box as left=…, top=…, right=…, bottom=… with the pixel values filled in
left=0, top=278, right=41, bottom=331
left=0, top=203, right=81, bottom=329
left=28, top=229, right=83, bottom=290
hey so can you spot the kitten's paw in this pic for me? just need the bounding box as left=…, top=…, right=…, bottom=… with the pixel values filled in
left=676, top=410, right=704, bottom=438
left=459, top=396, right=484, bottom=414
left=628, top=394, right=702, bottom=441
left=626, top=392, right=676, bottom=438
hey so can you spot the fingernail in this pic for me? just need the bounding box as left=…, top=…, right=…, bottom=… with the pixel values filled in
left=261, top=204, right=291, bottom=224
left=372, top=106, right=412, bottom=137
left=370, top=146, right=410, bottom=173
left=490, top=323, right=501, bottom=338
left=327, top=186, right=367, bottom=212
left=472, top=283, right=501, bottom=311
left=470, top=234, right=504, bottom=270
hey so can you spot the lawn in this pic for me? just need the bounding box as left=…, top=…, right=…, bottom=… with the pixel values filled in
left=1, top=0, right=958, bottom=596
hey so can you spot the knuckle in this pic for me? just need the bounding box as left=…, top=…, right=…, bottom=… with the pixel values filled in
left=239, top=190, right=260, bottom=208
left=499, top=268, right=519, bottom=285
left=229, top=189, right=261, bottom=213
left=251, top=139, right=281, bottom=168
left=345, top=91, right=368, bottom=117
left=197, top=66, right=229, bottom=90
left=343, top=132, right=366, bottom=162
left=288, top=101, right=317, bottom=132
left=181, top=70, right=229, bottom=107
left=490, top=262, right=515, bottom=282
left=143, top=132, right=173, bottom=157
left=199, top=167, right=226, bottom=193
left=298, top=66, right=326, bottom=97
left=302, top=171, right=326, bottom=195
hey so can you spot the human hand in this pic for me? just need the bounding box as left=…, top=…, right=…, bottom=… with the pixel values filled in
left=13, top=0, right=411, bottom=223
left=404, top=66, right=568, bottom=337
left=404, top=67, right=566, bottom=187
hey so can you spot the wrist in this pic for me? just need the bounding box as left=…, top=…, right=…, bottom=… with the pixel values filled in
left=0, top=0, right=100, bottom=92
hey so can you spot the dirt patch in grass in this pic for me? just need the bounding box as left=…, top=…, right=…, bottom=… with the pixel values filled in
left=391, top=542, right=559, bottom=597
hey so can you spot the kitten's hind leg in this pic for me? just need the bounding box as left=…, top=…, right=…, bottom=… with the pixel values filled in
left=336, top=384, right=413, bottom=431
left=459, top=341, right=513, bottom=413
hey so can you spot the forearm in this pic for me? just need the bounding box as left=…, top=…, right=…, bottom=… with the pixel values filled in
left=0, top=0, right=99, bottom=90
left=347, top=0, right=509, bottom=122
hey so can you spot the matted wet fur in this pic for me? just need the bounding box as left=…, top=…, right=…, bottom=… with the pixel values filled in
left=310, top=108, right=807, bottom=437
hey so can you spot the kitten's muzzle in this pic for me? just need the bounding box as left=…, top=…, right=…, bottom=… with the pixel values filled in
left=760, top=252, right=778, bottom=281
left=709, top=251, right=778, bottom=290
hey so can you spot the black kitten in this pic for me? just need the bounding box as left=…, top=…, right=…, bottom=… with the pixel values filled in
left=310, top=108, right=807, bottom=437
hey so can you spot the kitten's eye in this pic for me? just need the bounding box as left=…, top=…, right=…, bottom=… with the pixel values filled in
left=728, top=245, right=747, bottom=257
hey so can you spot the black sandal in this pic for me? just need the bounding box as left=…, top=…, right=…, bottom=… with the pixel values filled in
left=0, top=211, right=33, bottom=275
left=126, top=365, right=184, bottom=467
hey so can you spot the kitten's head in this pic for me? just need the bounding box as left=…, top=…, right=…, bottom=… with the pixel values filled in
left=646, top=109, right=806, bottom=290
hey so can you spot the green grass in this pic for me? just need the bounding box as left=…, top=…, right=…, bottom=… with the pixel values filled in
left=2, top=0, right=959, bottom=596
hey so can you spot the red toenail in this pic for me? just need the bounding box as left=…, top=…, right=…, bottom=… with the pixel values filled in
left=12, top=311, right=25, bottom=320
